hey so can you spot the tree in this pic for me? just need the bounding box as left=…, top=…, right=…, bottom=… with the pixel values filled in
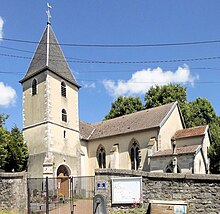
left=0, top=126, right=9, bottom=169
left=144, top=84, right=187, bottom=109
left=104, top=96, right=143, bottom=120
left=208, top=123, right=220, bottom=173
left=4, top=125, right=29, bottom=172
left=144, top=84, right=189, bottom=125
left=184, top=97, right=219, bottom=127
left=0, top=114, right=9, bottom=127
left=0, top=114, right=28, bottom=172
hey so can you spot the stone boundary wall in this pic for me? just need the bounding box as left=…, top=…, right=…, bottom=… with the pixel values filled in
left=95, top=169, right=220, bottom=213
left=0, top=172, right=29, bottom=214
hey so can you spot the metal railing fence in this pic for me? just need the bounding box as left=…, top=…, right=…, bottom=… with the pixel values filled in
left=27, top=176, right=95, bottom=214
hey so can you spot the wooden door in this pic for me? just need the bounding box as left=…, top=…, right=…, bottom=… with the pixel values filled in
left=57, top=176, right=69, bottom=198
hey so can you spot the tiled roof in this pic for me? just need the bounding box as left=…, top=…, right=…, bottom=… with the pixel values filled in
left=152, top=145, right=200, bottom=157
left=172, top=125, right=207, bottom=140
left=20, top=24, right=79, bottom=87
left=80, top=102, right=177, bottom=140
left=79, top=121, right=95, bottom=140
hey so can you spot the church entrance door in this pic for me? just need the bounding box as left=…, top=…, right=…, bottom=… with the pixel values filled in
left=57, top=165, right=70, bottom=198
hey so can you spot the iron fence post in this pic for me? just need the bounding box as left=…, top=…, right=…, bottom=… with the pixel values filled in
left=71, top=176, right=74, bottom=214
left=27, top=178, right=31, bottom=214
left=46, top=177, right=49, bottom=214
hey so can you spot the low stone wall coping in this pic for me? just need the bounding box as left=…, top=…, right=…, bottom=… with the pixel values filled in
left=0, top=172, right=30, bottom=179
left=95, top=169, right=220, bottom=181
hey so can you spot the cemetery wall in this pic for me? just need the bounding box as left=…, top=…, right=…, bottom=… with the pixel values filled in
left=95, top=169, right=220, bottom=213
left=0, top=172, right=29, bottom=213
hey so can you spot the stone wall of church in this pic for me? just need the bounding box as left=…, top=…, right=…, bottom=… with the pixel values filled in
left=95, top=169, right=220, bottom=213
left=0, top=172, right=29, bottom=213
left=87, top=129, right=158, bottom=175
left=150, top=154, right=194, bottom=173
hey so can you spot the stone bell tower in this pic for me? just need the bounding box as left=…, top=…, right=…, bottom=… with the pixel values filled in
left=20, top=18, right=81, bottom=178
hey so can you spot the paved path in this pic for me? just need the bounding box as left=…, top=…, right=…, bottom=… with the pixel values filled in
left=49, top=200, right=93, bottom=214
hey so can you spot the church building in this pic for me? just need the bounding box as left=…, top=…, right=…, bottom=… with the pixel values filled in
left=20, top=21, right=211, bottom=178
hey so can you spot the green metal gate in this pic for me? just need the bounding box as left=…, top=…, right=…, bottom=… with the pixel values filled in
left=27, top=176, right=95, bottom=214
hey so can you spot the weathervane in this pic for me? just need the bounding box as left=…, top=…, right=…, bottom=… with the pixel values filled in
left=46, top=3, right=52, bottom=24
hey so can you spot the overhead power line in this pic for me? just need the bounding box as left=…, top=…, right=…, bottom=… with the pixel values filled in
left=1, top=45, right=220, bottom=65
left=79, top=80, right=220, bottom=84
left=1, top=52, right=220, bottom=64
left=1, top=43, right=220, bottom=69
left=0, top=71, right=219, bottom=84
left=0, top=45, right=89, bottom=61
left=1, top=67, right=220, bottom=75
left=1, top=37, right=220, bottom=48
left=78, top=67, right=220, bottom=73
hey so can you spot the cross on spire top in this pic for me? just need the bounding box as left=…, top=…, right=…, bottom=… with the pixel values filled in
left=46, top=3, right=52, bottom=24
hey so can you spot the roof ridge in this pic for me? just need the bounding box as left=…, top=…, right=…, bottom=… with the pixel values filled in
left=184, top=125, right=208, bottom=130
left=165, top=144, right=200, bottom=151
left=86, top=102, right=177, bottom=140
left=92, top=102, right=176, bottom=126
left=172, top=125, right=208, bottom=140
left=152, top=144, right=200, bottom=157
left=159, top=101, right=178, bottom=128
left=79, top=120, right=96, bottom=140
left=80, top=120, right=94, bottom=127
left=48, top=25, right=77, bottom=82
left=20, top=24, right=79, bottom=87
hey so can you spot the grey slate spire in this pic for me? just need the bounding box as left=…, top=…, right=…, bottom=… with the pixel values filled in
left=20, top=23, right=79, bottom=87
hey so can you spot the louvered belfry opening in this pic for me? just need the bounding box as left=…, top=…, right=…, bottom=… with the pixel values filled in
left=61, top=81, right=66, bottom=97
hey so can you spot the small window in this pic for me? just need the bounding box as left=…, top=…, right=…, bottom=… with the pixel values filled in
left=130, top=141, right=140, bottom=170
left=61, top=81, right=66, bottom=97
left=32, top=79, right=37, bottom=96
left=62, top=109, right=67, bottom=122
left=97, top=145, right=106, bottom=169
left=64, top=130, right=66, bottom=139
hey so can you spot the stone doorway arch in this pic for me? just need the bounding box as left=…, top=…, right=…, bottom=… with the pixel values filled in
left=57, top=164, right=71, bottom=198
left=57, top=164, right=71, bottom=177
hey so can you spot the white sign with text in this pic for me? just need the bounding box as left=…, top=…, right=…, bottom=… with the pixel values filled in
left=111, top=177, right=142, bottom=204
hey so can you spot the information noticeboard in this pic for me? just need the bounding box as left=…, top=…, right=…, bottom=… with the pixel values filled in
left=111, top=177, right=142, bottom=204
left=149, top=200, right=188, bottom=214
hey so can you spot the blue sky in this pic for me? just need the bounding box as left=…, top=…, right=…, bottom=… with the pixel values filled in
left=0, top=1, right=220, bottom=130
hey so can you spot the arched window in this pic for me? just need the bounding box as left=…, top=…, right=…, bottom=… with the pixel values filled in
left=32, top=79, right=37, bottom=96
left=97, top=145, right=106, bottom=168
left=165, top=161, right=181, bottom=173
left=62, top=109, right=67, bottom=122
left=130, top=140, right=140, bottom=170
left=61, top=81, right=66, bottom=97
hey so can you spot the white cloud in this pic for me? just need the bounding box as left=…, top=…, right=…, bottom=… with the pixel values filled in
left=81, top=81, right=96, bottom=89
left=0, top=16, right=4, bottom=40
left=0, top=82, right=17, bottom=107
left=103, top=65, right=198, bottom=97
